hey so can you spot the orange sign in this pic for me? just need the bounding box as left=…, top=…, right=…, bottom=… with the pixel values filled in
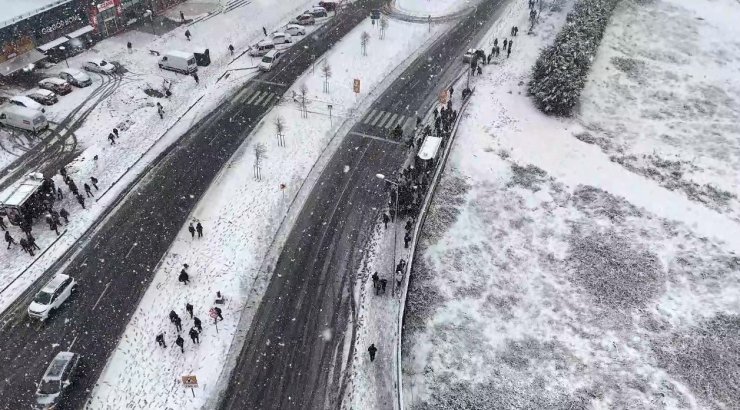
left=353, top=79, right=360, bottom=93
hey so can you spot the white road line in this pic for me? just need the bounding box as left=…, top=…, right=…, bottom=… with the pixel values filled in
left=247, top=78, right=288, bottom=87
left=363, top=109, right=378, bottom=124
left=370, top=111, right=385, bottom=127
left=385, top=113, right=399, bottom=129
left=376, top=112, right=392, bottom=128
left=349, top=131, right=402, bottom=145
left=246, top=91, right=262, bottom=104
left=92, top=282, right=111, bottom=311
left=253, top=92, right=268, bottom=105
left=261, top=93, right=274, bottom=106
left=68, top=335, right=78, bottom=350
left=234, top=87, right=254, bottom=104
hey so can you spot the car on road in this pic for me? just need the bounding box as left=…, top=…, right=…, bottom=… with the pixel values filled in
left=248, top=40, right=275, bottom=57
left=285, top=24, right=306, bottom=36
left=26, top=89, right=58, bottom=106
left=83, top=59, right=116, bottom=74
left=309, top=6, right=328, bottom=17
left=270, top=31, right=292, bottom=45
left=38, top=77, right=72, bottom=95
left=319, top=1, right=338, bottom=11
left=8, top=95, right=45, bottom=112
left=259, top=49, right=285, bottom=72
left=35, top=351, right=80, bottom=409
left=292, top=13, right=316, bottom=25
left=58, top=68, right=92, bottom=87
left=28, top=273, right=77, bottom=320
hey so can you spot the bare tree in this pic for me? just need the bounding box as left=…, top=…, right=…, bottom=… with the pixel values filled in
left=274, top=116, right=285, bottom=147
left=253, top=143, right=267, bottom=180
left=379, top=18, right=388, bottom=40
left=321, top=61, right=332, bottom=93
left=361, top=31, right=370, bottom=56
left=298, top=83, right=308, bottom=118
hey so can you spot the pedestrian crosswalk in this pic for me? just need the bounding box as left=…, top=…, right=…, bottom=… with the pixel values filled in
left=361, top=109, right=412, bottom=130
left=241, top=90, right=280, bottom=107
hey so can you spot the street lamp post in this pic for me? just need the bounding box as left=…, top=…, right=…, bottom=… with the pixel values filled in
left=376, top=173, right=399, bottom=286
left=58, top=46, right=69, bottom=68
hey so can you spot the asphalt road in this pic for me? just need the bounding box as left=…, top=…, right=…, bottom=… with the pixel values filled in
left=218, top=0, right=507, bottom=409
left=0, top=1, right=381, bottom=409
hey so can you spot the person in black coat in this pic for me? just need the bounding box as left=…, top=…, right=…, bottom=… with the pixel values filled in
left=60, top=208, right=70, bottom=223
left=196, top=222, right=203, bottom=237
left=179, top=269, right=190, bottom=285
left=186, top=303, right=194, bottom=318
left=156, top=333, right=167, bottom=348
left=5, top=231, right=14, bottom=249
left=189, top=328, right=200, bottom=344
left=176, top=335, right=185, bottom=353
left=193, top=316, right=202, bottom=332
left=188, top=223, right=195, bottom=238
left=368, top=344, right=377, bottom=361
left=173, top=316, right=183, bottom=332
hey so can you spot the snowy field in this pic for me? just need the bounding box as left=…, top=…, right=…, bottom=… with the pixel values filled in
left=402, top=0, right=740, bottom=409
left=0, top=0, right=324, bottom=313
left=87, top=17, right=448, bottom=410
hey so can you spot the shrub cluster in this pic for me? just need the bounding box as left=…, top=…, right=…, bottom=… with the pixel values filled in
left=528, top=0, right=621, bottom=116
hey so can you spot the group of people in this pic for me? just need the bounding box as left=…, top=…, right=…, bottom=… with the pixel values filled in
left=157, top=301, right=224, bottom=353
left=107, top=127, right=121, bottom=145
left=60, top=166, right=96, bottom=210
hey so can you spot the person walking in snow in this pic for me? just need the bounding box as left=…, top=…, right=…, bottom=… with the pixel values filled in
left=176, top=335, right=185, bottom=353
left=84, top=183, right=94, bottom=197
left=49, top=219, right=59, bottom=236
left=213, top=306, right=223, bottom=321
left=189, top=327, right=200, bottom=344
left=60, top=208, right=69, bottom=223
left=19, top=238, right=30, bottom=255
left=507, top=46, right=511, bottom=58
left=192, top=72, right=199, bottom=84
left=196, top=222, right=203, bottom=238
left=56, top=187, right=63, bottom=200
left=76, top=194, right=86, bottom=209
left=90, top=176, right=99, bottom=190
left=180, top=11, right=185, bottom=21
left=503, top=38, right=508, bottom=50
left=229, top=44, right=234, bottom=55
left=156, top=333, right=167, bottom=348
left=185, top=29, right=192, bottom=41
left=382, top=213, right=389, bottom=229
left=395, top=271, right=403, bottom=293
left=178, top=269, right=190, bottom=285
left=157, top=102, right=164, bottom=119
left=173, top=315, right=183, bottom=332
left=380, top=279, right=387, bottom=294
left=108, top=132, right=116, bottom=145
left=113, top=128, right=119, bottom=138
left=193, top=316, right=202, bottom=332
left=51, top=210, right=62, bottom=226
left=262, top=27, right=267, bottom=36
left=127, top=41, right=132, bottom=54
left=371, top=271, right=379, bottom=295
left=477, top=65, right=482, bottom=76
left=368, top=344, right=377, bottom=362
left=0, top=215, right=6, bottom=231
left=5, top=231, right=15, bottom=249
left=186, top=303, right=194, bottom=318
left=169, top=310, right=179, bottom=324
left=188, top=223, right=195, bottom=238
left=28, top=234, right=40, bottom=250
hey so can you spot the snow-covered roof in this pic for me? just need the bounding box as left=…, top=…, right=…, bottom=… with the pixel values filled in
left=0, top=173, right=45, bottom=208
left=0, top=0, right=74, bottom=29
left=418, top=136, right=442, bottom=160
left=66, top=25, right=94, bottom=39
left=37, top=37, right=70, bottom=52
left=166, top=50, right=194, bottom=59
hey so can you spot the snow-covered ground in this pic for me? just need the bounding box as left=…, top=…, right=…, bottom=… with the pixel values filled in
left=87, top=17, right=449, bottom=410
left=0, top=0, right=327, bottom=313
left=403, top=0, right=740, bottom=409
left=395, top=0, right=474, bottom=17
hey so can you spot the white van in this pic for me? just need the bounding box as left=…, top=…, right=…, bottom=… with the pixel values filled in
left=0, top=105, right=49, bottom=133
left=248, top=40, right=275, bottom=57
left=158, top=51, right=198, bottom=74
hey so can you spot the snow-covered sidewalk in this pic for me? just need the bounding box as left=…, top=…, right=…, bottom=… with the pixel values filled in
left=87, top=17, right=449, bottom=409
left=402, top=0, right=740, bottom=408
left=0, top=0, right=328, bottom=313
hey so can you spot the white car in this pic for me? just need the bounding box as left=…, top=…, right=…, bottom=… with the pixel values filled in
left=270, top=31, right=292, bottom=45
left=259, top=49, right=285, bottom=72
left=26, top=89, right=58, bottom=106
left=83, top=59, right=116, bottom=74
left=28, top=273, right=77, bottom=320
left=9, top=95, right=45, bottom=112
left=285, top=24, right=306, bottom=36
left=59, top=68, right=92, bottom=87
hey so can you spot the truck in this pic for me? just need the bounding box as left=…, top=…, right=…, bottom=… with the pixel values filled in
left=158, top=51, right=198, bottom=74
left=0, top=172, right=56, bottom=226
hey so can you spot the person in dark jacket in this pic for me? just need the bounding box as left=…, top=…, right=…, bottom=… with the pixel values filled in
left=176, top=335, right=185, bottom=353
left=108, top=133, right=116, bottom=145
left=186, top=303, right=194, bottom=318
left=28, top=234, right=40, bottom=250
left=156, top=333, right=167, bottom=348
left=60, top=208, right=70, bottom=223
left=90, top=176, right=99, bottom=190
left=5, top=231, right=14, bottom=249
left=188, top=223, right=195, bottom=238
left=57, top=187, right=63, bottom=200
left=20, top=238, right=31, bottom=255
left=189, top=327, right=200, bottom=344
left=229, top=44, right=234, bottom=55
left=169, top=310, right=179, bottom=323
left=368, top=344, right=377, bottom=361
left=371, top=272, right=379, bottom=294
left=193, top=316, right=202, bottom=332
left=49, top=219, right=59, bottom=236
left=179, top=269, right=190, bottom=285
left=0, top=215, right=6, bottom=231
left=196, top=222, right=203, bottom=237
left=173, top=316, right=183, bottom=332
left=213, top=306, right=223, bottom=321
left=382, top=213, right=389, bottom=229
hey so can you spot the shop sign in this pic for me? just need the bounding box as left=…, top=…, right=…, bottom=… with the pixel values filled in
left=97, top=0, right=116, bottom=11
left=40, top=14, right=83, bottom=35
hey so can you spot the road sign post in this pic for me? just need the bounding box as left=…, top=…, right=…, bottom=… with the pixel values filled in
left=182, top=375, right=198, bottom=397
left=327, top=104, right=333, bottom=126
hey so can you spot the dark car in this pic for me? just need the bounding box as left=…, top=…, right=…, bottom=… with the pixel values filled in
left=26, top=89, right=58, bottom=106
left=38, top=77, right=72, bottom=95
left=319, top=1, right=337, bottom=11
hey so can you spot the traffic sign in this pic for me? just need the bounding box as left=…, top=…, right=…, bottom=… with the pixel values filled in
left=353, top=79, right=360, bottom=93
left=209, top=307, right=218, bottom=319
left=182, top=375, right=198, bottom=388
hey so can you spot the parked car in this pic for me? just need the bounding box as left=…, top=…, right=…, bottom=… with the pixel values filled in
left=259, top=49, right=285, bottom=72
left=83, top=59, right=116, bottom=74
left=58, top=68, right=92, bottom=87
left=26, top=89, right=58, bottom=106
left=319, top=1, right=338, bottom=11
left=462, top=48, right=477, bottom=63
left=270, top=31, right=292, bottom=45
left=39, top=77, right=72, bottom=95
left=35, top=351, right=81, bottom=409
left=0, top=105, right=48, bottom=134
left=292, top=14, right=316, bottom=25
left=309, top=6, right=328, bottom=17
left=9, top=95, right=45, bottom=112
left=248, top=40, right=276, bottom=57
left=285, top=24, right=306, bottom=36
left=28, top=273, right=77, bottom=320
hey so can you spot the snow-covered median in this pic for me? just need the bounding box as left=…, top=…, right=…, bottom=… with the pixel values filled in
left=403, top=0, right=740, bottom=408
left=87, top=18, right=448, bottom=409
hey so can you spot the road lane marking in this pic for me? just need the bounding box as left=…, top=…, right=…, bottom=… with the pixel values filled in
left=349, top=131, right=402, bottom=145
left=385, top=113, right=399, bottom=129
left=247, top=78, right=287, bottom=87
left=68, top=335, right=78, bottom=350
left=376, top=112, right=392, bottom=128
left=92, top=282, right=111, bottom=311
left=261, top=93, right=274, bottom=106
left=246, top=91, right=262, bottom=104
left=369, top=111, right=385, bottom=127
left=125, top=242, right=137, bottom=259
left=363, top=109, right=377, bottom=124
left=254, top=92, right=268, bottom=105
left=395, top=115, right=407, bottom=127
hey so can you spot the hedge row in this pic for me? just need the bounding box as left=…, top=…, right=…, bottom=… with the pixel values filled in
left=528, top=0, right=621, bottom=116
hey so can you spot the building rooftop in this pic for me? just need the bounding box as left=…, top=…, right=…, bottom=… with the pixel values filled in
left=0, top=0, right=73, bottom=29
